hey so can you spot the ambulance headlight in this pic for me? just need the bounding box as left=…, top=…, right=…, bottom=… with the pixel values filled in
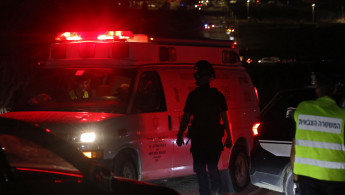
left=80, top=132, right=96, bottom=143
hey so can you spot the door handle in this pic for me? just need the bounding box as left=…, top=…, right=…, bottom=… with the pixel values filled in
left=168, top=115, right=172, bottom=131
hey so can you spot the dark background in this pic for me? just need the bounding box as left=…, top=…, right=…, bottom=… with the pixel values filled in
left=1, top=0, right=345, bottom=111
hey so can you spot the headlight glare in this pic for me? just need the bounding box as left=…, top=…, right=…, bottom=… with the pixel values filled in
left=80, top=132, right=96, bottom=143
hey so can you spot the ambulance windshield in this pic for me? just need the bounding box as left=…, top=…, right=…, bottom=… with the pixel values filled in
left=14, top=68, right=135, bottom=113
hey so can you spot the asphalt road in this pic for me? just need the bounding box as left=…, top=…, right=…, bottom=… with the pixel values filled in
left=152, top=175, right=284, bottom=195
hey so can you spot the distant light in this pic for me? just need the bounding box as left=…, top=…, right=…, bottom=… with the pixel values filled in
left=312, top=4, right=315, bottom=7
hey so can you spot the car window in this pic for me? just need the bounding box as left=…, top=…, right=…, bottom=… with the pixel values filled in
left=132, top=71, right=167, bottom=113
left=262, top=88, right=316, bottom=121
left=13, top=68, right=135, bottom=113
left=259, top=89, right=317, bottom=140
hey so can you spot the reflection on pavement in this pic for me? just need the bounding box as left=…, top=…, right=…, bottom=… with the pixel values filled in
left=151, top=175, right=284, bottom=195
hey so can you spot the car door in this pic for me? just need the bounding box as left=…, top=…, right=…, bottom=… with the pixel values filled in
left=131, top=70, right=173, bottom=180
left=158, top=68, right=196, bottom=177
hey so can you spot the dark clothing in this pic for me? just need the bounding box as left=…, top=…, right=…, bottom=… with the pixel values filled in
left=192, top=151, right=221, bottom=195
left=183, top=84, right=227, bottom=195
left=184, top=84, right=228, bottom=152
left=299, top=175, right=345, bottom=195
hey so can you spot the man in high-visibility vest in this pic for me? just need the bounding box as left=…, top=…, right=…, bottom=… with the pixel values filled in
left=69, top=78, right=89, bottom=100
left=291, top=73, right=345, bottom=195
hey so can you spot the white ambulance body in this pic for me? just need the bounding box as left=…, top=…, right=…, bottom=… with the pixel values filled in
left=2, top=31, right=260, bottom=192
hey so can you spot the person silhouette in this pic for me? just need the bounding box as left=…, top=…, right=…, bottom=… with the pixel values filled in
left=176, top=60, right=232, bottom=195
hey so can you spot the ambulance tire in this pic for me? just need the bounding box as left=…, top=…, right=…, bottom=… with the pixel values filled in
left=284, top=167, right=294, bottom=195
left=114, top=159, right=138, bottom=180
left=228, top=147, right=249, bottom=192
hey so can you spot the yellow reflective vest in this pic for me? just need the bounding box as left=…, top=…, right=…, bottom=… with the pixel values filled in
left=294, top=96, right=345, bottom=181
left=69, top=90, right=89, bottom=100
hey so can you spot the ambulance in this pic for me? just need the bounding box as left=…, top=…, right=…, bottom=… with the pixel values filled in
left=2, top=31, right=260, bottom=192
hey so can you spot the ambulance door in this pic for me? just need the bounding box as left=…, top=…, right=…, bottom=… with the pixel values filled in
left=131, top=71, right=172, bottom=180
left=159, top=68, right=195, bottom=177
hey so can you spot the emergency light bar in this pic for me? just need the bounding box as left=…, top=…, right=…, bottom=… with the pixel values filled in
left=55, top=31, right=134, bottom=41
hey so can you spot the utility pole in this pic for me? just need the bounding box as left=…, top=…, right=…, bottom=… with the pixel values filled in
left=312, top=4, right=315, bottom=24
left=247, top=0, right=250, bottom=20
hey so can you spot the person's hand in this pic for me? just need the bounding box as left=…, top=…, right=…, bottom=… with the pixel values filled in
left=293, top=182, right=300, bottom=195
left=176, top=136, right=184, bottom=147
left=224, top=136, right=232, bottom=148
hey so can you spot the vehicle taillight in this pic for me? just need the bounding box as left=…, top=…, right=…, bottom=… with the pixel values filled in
left=252, top=122, right=261, bottom=136
left=231, top=41, right=237, bottom=49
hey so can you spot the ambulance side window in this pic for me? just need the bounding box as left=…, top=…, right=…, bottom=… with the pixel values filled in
left=133, top=71, right=167, bottom=113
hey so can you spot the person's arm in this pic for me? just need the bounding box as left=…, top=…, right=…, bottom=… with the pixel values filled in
left=290, top=138, right=295, bottom=169
left=176, top=112, right=192, bottom=146
left=221, top=111, right=232, bottom=148
left=290, top=139, right=298, bottom=182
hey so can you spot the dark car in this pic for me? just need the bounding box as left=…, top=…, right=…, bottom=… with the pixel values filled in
left=0, top=117, right=179, bottom=195
left=250, top=85, right=345, bottom=195
left=250, top=87, right=317, bottom=195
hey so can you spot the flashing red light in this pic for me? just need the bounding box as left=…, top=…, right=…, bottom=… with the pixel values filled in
left=252, top=122, right=261, bottom=136
left=98, top=31, right=134, bottom=40
left=55, top=31, right=134, bottom=41
left=56, top=32, right=82, bottom=41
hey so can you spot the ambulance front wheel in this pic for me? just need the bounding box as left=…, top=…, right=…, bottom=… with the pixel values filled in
left=114, top=158, right=138, bottom=180
left=228, top=146, right=250, bottom=192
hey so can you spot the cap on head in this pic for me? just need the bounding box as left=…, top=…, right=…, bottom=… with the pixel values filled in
left=194, top=60, right=215, bottom=79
